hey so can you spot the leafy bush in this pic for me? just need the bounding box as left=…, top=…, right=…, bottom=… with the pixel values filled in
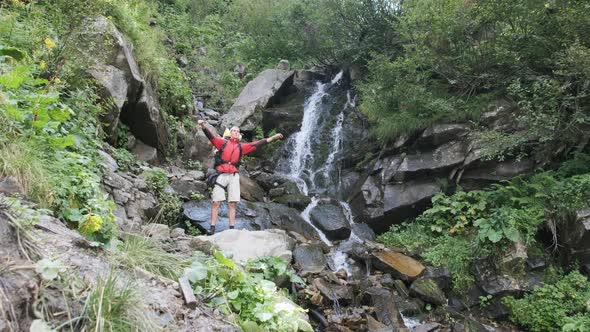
left=145, top=169, right=182, bottom=225
left=184, top=251, right=312, bottom=331
left=504, top=271, right=590, bottom=332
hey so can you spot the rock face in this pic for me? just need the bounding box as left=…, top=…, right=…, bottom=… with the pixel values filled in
left=198, top=229, right=295, bottom=263
left=561, top=209, right=590, bottom=273
left=77, top=16, right=169, bottom=158
left=348, top=100, right=537, bottom=233
left=220, top=69, right=295, bottom=131
left=182, top=200, right=273, bottom=233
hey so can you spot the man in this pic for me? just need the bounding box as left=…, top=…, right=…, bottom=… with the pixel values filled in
left=198, top=119, right=283, bottom=235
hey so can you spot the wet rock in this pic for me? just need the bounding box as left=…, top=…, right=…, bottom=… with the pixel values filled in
left=447, top=287, right=484, bottom=310
left=372, top=250, right=425, bottom=281
left=293, top=243, right=327, bottom=274
left=169, top=178, right=207, bottom=199
left=142, top=224, right=170, bottom=240
left=365, top=287, right=406, bottom=329
left=274, top=193, right=312, bottom=210
left=393, top=279, right=410, bottom=298
left=198, top=229, right=294, bottom=263
left=182, top=200, right=271, bottom=233
left=220, top=69, right=295, bottom=131
left=410, top=278, right=447, bottom=305
left=309, top=202, right=351, bottom=240
left=312, top=278, right=352, bottom=304
left=0, top=176, right=24, bottom=196
left=265, top=202, right=321, bottom=241
left=393, top=295, right=423, bottom=316
left=351, top=223, right=375, bottom=241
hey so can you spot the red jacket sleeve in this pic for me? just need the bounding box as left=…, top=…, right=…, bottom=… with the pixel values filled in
left=202, top=127, right=225, bottom=150
left=241, top=139, right=267, bottom=155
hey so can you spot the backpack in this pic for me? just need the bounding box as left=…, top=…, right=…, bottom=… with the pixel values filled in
left=207, top=140, right=242, bottom=189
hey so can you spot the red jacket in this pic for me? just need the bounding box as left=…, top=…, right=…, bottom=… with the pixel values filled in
left=202, top=127, right=267, bottom=173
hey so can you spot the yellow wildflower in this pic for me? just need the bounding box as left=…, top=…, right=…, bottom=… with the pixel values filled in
left=43, top=38, right=56, bottom=49
left=54, top=77, right=61, bottom=84
left=80, top=214, right=103, bottom=235
left=39, top=60, right=46, bottom=69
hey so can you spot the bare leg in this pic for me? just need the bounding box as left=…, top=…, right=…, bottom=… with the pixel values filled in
left=210, top=201, right=221, bottom=226
left=228, top=202, right=237, bottom=228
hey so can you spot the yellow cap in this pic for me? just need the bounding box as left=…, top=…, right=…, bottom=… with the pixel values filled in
left=223, top=128, right=230, bottom=138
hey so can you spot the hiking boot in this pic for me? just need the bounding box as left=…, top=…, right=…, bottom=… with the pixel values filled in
left=207, top=225, right=216, bottom=236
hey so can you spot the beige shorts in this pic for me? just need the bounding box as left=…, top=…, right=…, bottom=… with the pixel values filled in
left=211, top=173, right=240, bottom=202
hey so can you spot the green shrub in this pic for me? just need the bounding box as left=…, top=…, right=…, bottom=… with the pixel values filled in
left=504, top=271, right=590, bottom=332
left=184, top=251, right=312, bottom=331
left=145, top=169, right=182, bottom=226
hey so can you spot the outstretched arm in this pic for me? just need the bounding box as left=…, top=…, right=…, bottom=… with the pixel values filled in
left=242, top=133, right=284, bottom=155
left=198, top=119, right=224, bottom=149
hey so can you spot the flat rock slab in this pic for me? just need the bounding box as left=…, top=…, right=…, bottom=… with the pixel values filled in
left=197, top=229, right=295, bottom=263
left=373, top=250, right=425, bottom=281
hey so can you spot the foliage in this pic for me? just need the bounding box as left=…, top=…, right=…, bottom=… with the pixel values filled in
left=245, top=256, right=305, bottom=286
left=82, top=273, right=159, bottom=332
left=184, top=252, right=312, bottom=332
left=111, top=148, right=141, bottom=173
left=504, top=270, right=590, bottom=332
left=183, top=219, right=202, bottom=236
left=418, top=190, right=490, bottom=234
left=112, top=234, right=187, bottom=279
left=144, top=169, right=183, bottom=225
left=0, top=45, right=117, bottom=243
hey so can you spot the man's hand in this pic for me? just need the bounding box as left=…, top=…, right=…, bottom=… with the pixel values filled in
left=267, top=133, right=284, bottom=143
left=197, top=119, right=205, bottom=128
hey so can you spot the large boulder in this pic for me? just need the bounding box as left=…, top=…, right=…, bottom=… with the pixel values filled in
left=239, top=174, right=265, bottom=202
left=76, top=16, right=170, bottom=156
left=309, top=201, right=351, bottom=240
left=182, top=200, right=272, bottom=233
left=182, top=126, right=216, bottom=169
left=220, top=69, right=295, bottom=131
left=264, top=202, right=321, bottom=241
left=198, top=229, right=295, bottom=263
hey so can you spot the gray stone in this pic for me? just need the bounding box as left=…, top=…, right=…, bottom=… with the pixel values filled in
left=98, top=150, right=118, bottom=173
left=265, top=202, right=321, bottom=241
left=203, top=108, right=220, bottom=119
left=423, top=266, right=452, bottom=291
left=412, top=323, right=440, bottom=332
left=177, top=55, right=188, bottom=67
left=351, top=223, right=375, bottom=241
left=312, top=278, right=352, bottom=303
left=293, top=244, right=327, bottom=274
left=182, top=126, right=216, bottom=169
left=395, top=141, right=468, bottom=180
left=365, top=287, right=406, bottom=329
left=169, top=178, right=207, bottom=199
left=273, top=194, right=311, bottom=211
left=197, top=229, right=294, bottom=263
left=239, top=174, right=265, bottom=202
left=220, top=69, right=295, bottom=131
left=234, top=63, right=246, bottom=78
left=142, top=224, right=170, bottom=240
left=417, top=124, right=470, bottom=147
left=131, top=139, right=158, bottom=164
left=309, top=202, right=351, bottom=240
left=78, top=16, right=169, bottom=154
left=0, top=176, right=24, bottom=196
left=410, top=278, right=447, bottom=305
left=277, top=59, right=290, bottom=70
left=168, top=228, right=184, bottom=239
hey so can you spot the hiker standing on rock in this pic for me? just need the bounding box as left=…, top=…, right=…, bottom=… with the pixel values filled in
left=198, top=119, right=283, bottom=235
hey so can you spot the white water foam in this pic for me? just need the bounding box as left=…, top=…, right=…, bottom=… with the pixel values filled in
left=301, top=197, right=332, bottom=246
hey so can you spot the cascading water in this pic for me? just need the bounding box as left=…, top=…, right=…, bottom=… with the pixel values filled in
left=277, top=70, right=361, bottom=276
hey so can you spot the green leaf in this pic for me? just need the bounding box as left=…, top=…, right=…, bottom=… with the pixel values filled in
left=240, top=321, right=265, bottom=332
left=184, top=262, right=208, bottom=283
left=0, top=45, right=26, bottom=61
left=34, top=259, right=63, bottom=281
left=504, top=228, right=520, bottom=242
left=298, top=319, right=314, bottom=332
left=227, top=290, right=239, bottom=300
left=214, top=251, right=235, bottom=269
left=487, top=230, right=503, bottom=243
